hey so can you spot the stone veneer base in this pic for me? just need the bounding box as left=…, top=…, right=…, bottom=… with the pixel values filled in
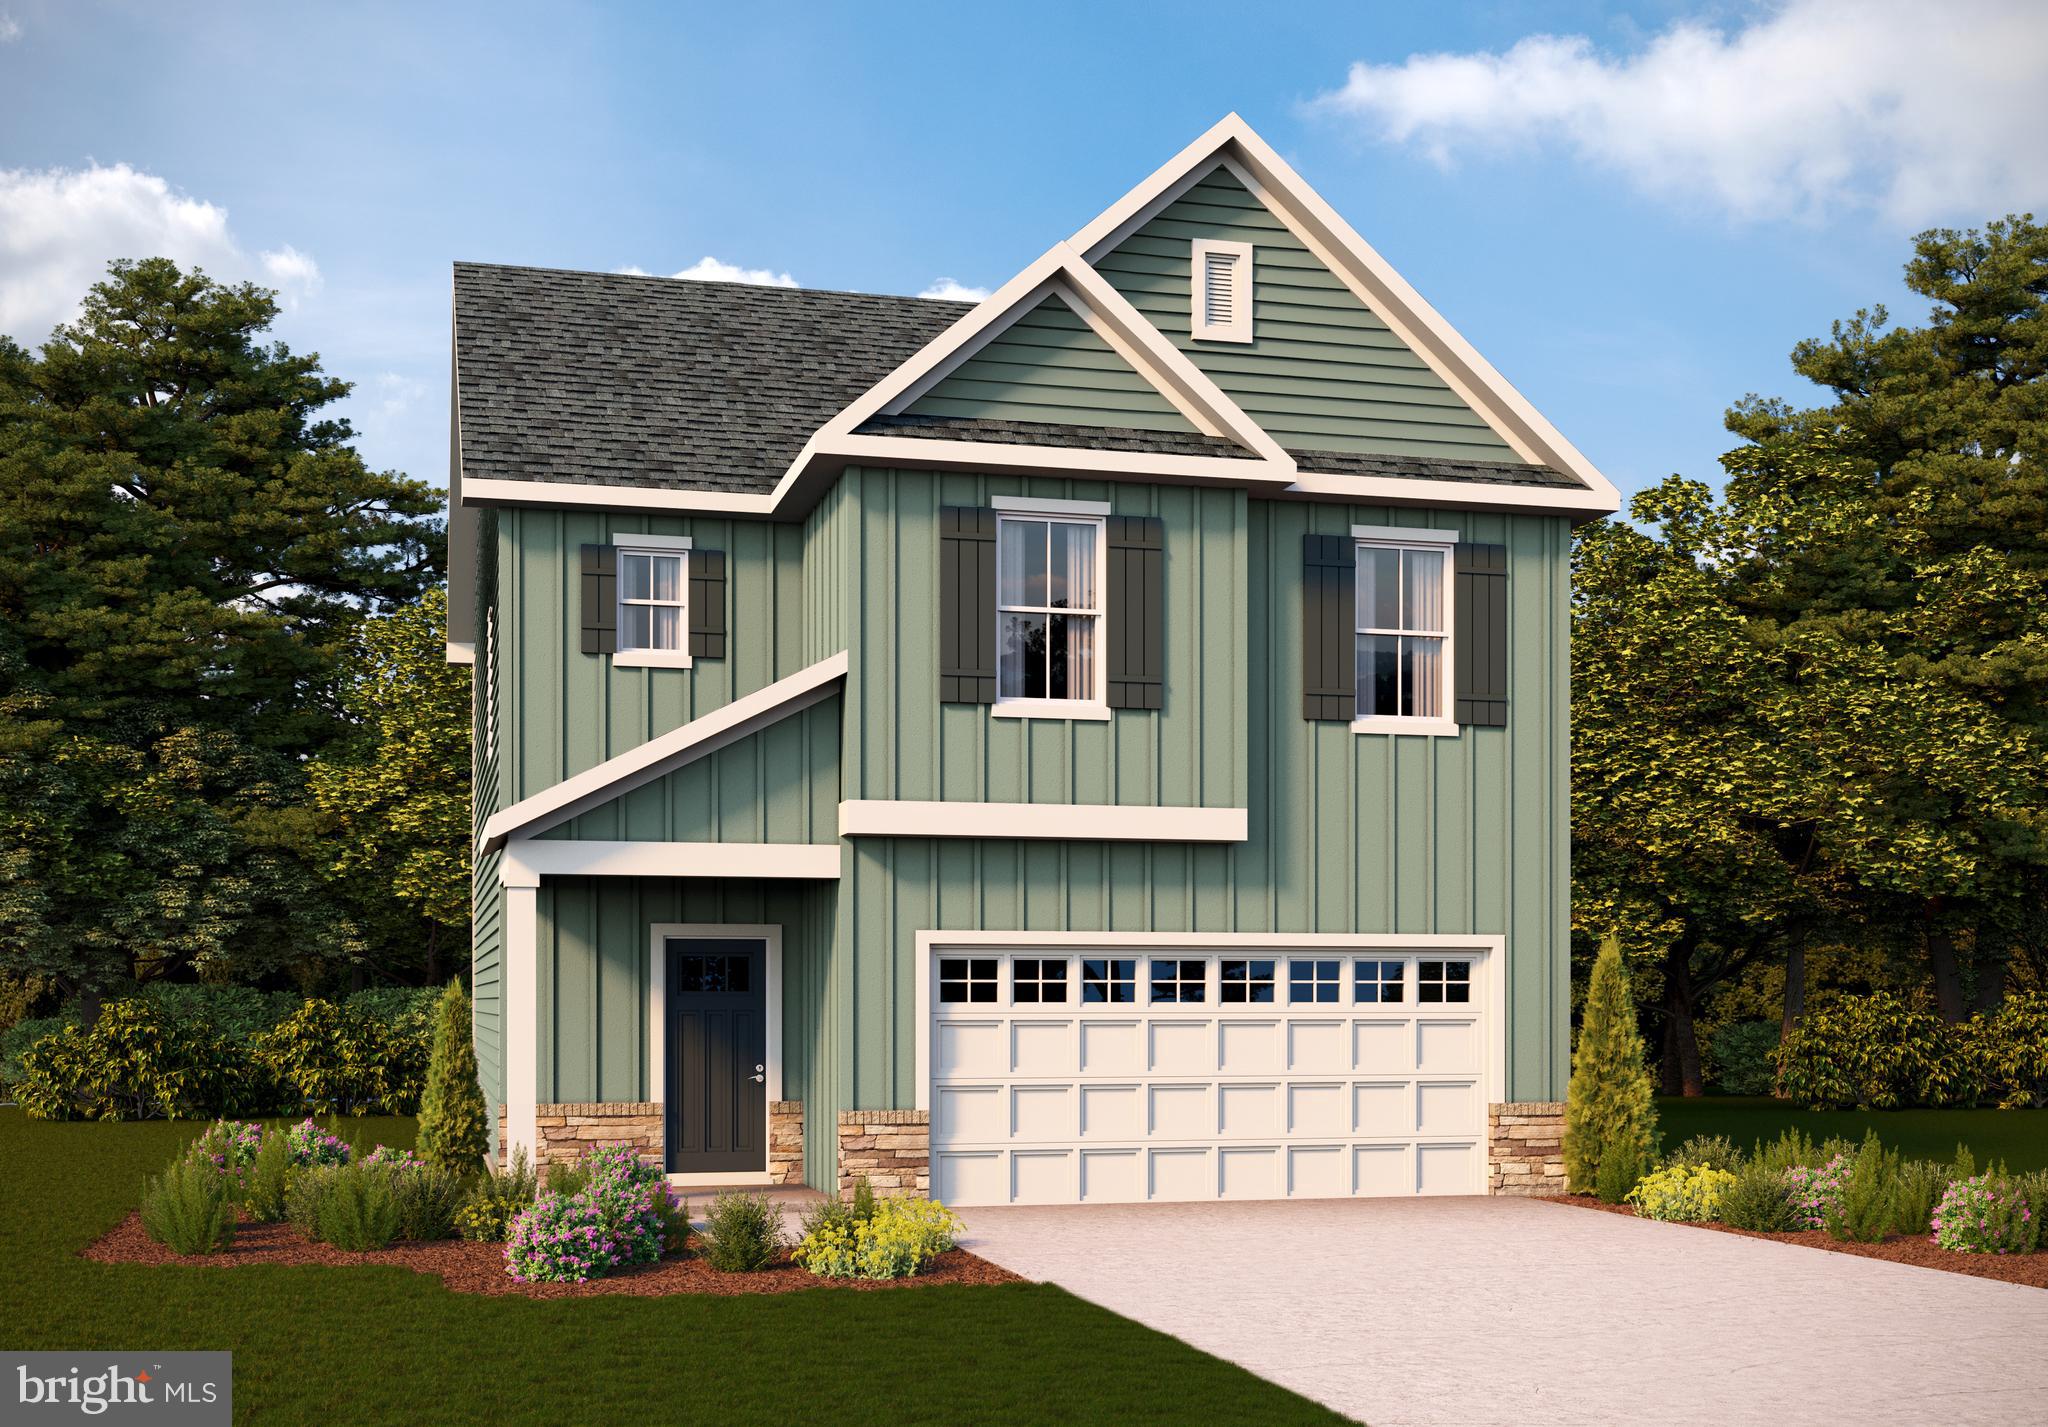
left=503, top=1100, right=810, bottom=1185
left=837, top=1109, right=929, bottom=1199
left=1488, top=1101, right=1567, bottom=1195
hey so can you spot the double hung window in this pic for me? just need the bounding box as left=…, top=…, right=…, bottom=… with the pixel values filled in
left=613, top=534, right=692, bottom=668
left=997, top=514, right=1102, bottom=710
left=1356, top=540, right=1449, bottom=723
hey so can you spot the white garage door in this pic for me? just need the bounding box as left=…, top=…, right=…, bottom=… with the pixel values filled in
left=928, top=946, right=1495, bottom=1206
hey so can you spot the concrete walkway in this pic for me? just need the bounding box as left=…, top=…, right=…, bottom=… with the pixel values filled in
left=958, top=1197, right=2048, bottom=1427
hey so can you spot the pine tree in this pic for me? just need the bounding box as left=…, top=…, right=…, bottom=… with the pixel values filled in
left=1563, top=934, right=1659, bottom=1196
left=417, top=979, right=489, bottom=1175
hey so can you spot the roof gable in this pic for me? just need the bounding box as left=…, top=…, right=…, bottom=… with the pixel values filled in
left=905, top=292, right=1197, bottom=434
left=1095, top=165, right=1516, bottom=464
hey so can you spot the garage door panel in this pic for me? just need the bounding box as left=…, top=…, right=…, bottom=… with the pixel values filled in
left=1011, top=1020, right=1073, bottom=1075
left=931, top=947, right=1492, bottom=1206
left=1218, top=1019, right=1282, bottom=1073
left=1148, top=1020, right=1212, bottom=1074
left=1218, top=1082, right=1280, bottom=1136
left=1079, top=1019, right=1141, bottom=1074
left=1417, top=1018, right=1479, bottom=1073
left=938, top=1020, right=1004, bottom=1076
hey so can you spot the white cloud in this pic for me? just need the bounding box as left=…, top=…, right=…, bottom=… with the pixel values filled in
left=620, top=256, right=801, bottom=287
left=917, top=277, right=990, bottom=302
left=0, top=14, right=21, bottom=42
left=1310, top=0, right=2048, bottom=224
left=0, top=162, right=320, bottom=342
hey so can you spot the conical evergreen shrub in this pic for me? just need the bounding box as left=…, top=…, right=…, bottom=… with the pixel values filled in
left=417, top=979, right=490, bottom=1175
left=1563, top=934, right=1659, bottom=1197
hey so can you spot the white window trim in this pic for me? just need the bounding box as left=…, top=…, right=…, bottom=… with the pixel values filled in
left=1190, top=238, right=1254, bottom=343
left=991, top=494, right=1113, bottom=516
left=993, top=510, right=1111, bottom=720
left=1353, top=533, right=1457, bottom=735
left=612, top=534, right=694, bottom=669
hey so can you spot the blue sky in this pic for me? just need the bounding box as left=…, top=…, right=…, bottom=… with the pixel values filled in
left=2, top=0, right=2043, bottom=504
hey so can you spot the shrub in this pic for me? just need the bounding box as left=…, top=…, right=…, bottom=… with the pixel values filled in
left=254, top=1001, right=393, bottom=1116
left=1563, top=934, right=1659, bottom=1195
left=313, top=1163, right=403, bottom=1252
left=1933, top=1175, right=2040, bottom=1255
left=140, top=1156, right=238, bottom=1255
left=1774, top=991, right=2048, bottom=1110
left=416, top=980, right=490, bottom=1174
left=543, top=1158, right=589, bottom=1198
left=1664, top=1135, right=1742, bottom=1174
left=456, top=1148, right=536, bottom=1242
left=185, top=1120, right=265, bottom=1183
left=851, top=1174, right=878, bottom=1222
left=341, top=987, right=438, bottom=1112
left=698, top=1191, right=785, bottom=1272
left=392, top=1164, right=468, bottom=1241
left=504, top=1193, right=616, bottom=1282
left=0, top=1011, right=77, bottom=1097
left=1828, top=1132, right=1903, bottom=1243
left=504, top=1146, right=670, bottom=1282
left=14, top=1001, right=248, bottom=1121
left=1785, top=1153, right=1850, bottom=1229
left=1717, top=1159, right=1801, bottom=1233
left=1704, top=1019, right=1781, bottom=1096
left=1627, top=1164, right=1737, bottom=1222
left=1751, top=1128, right=1821, bottom=1175
left=793, top=1197, right=962, bottom=1280
left=1890, top=1160, right=1950, bottom=1237
left=285, top=1166, right=334, bottom=1241
left=286, top=1118, right=352, bottom=1168
left=240, top=1126, right=293, bottom=1222
left=653, top=1185, right=689, bottom=1257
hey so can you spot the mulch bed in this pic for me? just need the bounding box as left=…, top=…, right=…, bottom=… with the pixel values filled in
left=1545, top=1194, right=2048, bottom=1290
left=82, top=1212, right=1021, bottom=1299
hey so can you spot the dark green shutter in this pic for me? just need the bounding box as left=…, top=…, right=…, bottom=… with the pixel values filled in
left=1454, top=543, right=1508, bottom=727
left=689, top=549, right=726, bottom=659
left=1302, top=533, right=1355, bottom=721
left=939, top=507, right=997, bottom=703
left=1106, top=515, right=1164, bottom=710
left=579, top=543, right=617, bottom=655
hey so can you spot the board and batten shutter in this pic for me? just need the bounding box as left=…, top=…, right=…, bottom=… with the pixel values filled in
left=939, top=507, right=997, bottom=703
left=1106, top=515, right=1164, bottom=710
left=579, top=543, right=618, bottom=656
left=1301, top=532, right=1356, bottom=721
left=688, top=549, right=727, bottom=659
left=1454, top=543, right=1509, bottom=727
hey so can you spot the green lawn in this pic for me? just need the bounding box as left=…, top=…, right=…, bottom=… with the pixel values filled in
left=1657, top=1096, right=2048, bottom=1171
left=0, top=1110, right=1346, bottom=1426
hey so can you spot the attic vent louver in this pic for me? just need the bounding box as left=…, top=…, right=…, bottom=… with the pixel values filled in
left=1190, top=239, right=1253, bottom=343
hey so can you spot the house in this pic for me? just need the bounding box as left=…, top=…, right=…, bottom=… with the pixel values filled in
left=446, top=114, right=1619, bottom=1206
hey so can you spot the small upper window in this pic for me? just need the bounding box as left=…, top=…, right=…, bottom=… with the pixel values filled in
left=1190, top=239, right=1253, bottom=343
left=614, top=534, right=692, bottom=668
left=1081, top=958, right=1136, bottom=1003
left=1355, top=542, right=1448, bottom=722
left=997, top=514, right=1101, bottom=707
left=1418, top=960, right=1472, bottom=1004
left=938, top=957, right=999, bottom=1004
left=1219, top=959, right=1276, bottom=1003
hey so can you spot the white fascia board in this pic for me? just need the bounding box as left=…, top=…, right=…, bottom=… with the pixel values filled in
left=445, top=641, right=476, bottom=665
left=461, top=477, right=779, bottom=516
left=1284, top=470, right=1616, bottom=519
left=478, top=650, right=849, bottom=852
left=1069, top=113, right=1619, bottom=515
left=816, top=433, right=1290, bottom=488
left=502, top=840, right=841, bottom=882
left=839, top=799, right=1248, bottom=843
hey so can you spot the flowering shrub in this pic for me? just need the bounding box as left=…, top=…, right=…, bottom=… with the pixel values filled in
left=1627, top=1164, right=1737, bottom=1223
left=1784, top=1154, right=1849, bottom=1230
left=286, top=1119, right=353, bottom=1169
left=502, top=1144, right=668, bottom=1282
left=186, top=1120, right=265, bottom=1180
left=1932, top=1175, right=2040, bottom=1255
left=793, top=1197, right=962, bottom=1280
left=359, top=1145, right=422, bottom=1171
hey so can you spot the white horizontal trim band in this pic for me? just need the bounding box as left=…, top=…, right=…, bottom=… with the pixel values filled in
left=1352, top=524, right=1458, bottom=545
left=502, top=840, right=840, bottom=882
left=839, top=800, right=1248, bottom=842
left=992, top=494, right=1114, bottom=515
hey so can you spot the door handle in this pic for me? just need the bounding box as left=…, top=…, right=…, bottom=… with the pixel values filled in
left=751, top=1064, right=766, bottom=1084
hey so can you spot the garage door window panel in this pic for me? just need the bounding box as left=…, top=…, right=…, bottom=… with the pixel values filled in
left=1150, top=959, right=1207, bottom=1004
left=940, top=958, right=999, bottom=1004
left=1356, top=960, right=1405, bottom=1003
left=1219, top=959, right=1276, bottom=1003
left=1082, top=958, right=1136, bottom=1003
left=1418, top=961, right=1472, bottom=1003
left=1289, top=959, right=1341, bottom=1004
left=1014, top=958, right=1069, bottom=1004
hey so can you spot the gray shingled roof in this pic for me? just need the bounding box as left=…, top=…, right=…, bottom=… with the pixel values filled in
left=1290, top=448, right=1582, bottom=490
left=453, top=263, right=969, bottom=494
left=855, top=413, right=1255, bottom=459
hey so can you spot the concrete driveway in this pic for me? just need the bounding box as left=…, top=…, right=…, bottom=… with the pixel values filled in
left=958, top=1197, right=2048, bottom=1427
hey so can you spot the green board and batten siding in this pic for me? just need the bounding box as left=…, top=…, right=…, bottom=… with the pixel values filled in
left=905, top=293, right=1197, bottom=433
left=1096, top=165, right=1517, bottom=462
left=471, top=510, right=506, bottom=1109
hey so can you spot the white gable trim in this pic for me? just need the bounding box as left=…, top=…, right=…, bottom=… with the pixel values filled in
left=1070, top=114, right=1620, bottom=512
left=477, top=650, right=849, bottom=852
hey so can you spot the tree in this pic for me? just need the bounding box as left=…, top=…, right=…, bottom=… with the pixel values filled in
left=417, top=979, right=489, bottom=1175
left=307, top=589, right=472, bottom=980
left=1563, top=935, right=1659, bottom=1196
left=0, top=258, right=443, bottom=1000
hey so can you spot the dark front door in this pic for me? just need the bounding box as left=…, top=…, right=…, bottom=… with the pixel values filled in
left=665, top=936, right=766, bottom=1174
